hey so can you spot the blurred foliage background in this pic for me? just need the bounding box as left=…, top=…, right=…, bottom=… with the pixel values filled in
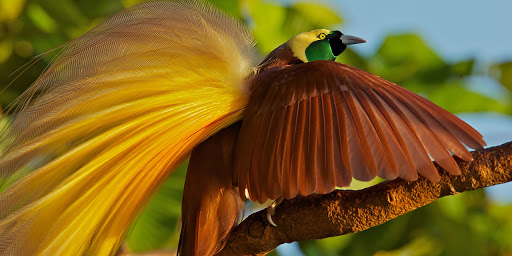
left=1, top=0, right=511, bottom=255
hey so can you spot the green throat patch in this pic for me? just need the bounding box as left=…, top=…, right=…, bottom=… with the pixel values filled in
left=305, top=40, right=335, bottom=62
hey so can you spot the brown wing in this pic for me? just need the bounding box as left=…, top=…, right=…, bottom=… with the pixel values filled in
left=234, top=60, right=485, bottom=203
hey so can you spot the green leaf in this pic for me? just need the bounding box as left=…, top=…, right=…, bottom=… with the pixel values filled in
left=26, top=3, right=58, bottom=33
left=291, top=2, right=343, bottom=28
left=280, top=2, right=342, bottom=42
left=247, top=1, right=342, bottom=55
left=0, top=0, right=26, bottom=21
left=451, top=59, right=475, bottom=77
left=38, top=0, right=89, bottom=31
left=303, top=234, right=353, bottom=256
left=425, top=82, right=510, bottom=114
left=207, top=0, right=241, bottom=19
left=490, top=61, right=512, bottom=93
left=247, top=1, right=288, bottom=53
left=374, top=236, right=441, bottom=256
left=75, top=0, right=124, bottom=18
left=0, top=40, right=13, bottom=63
left=371, top=33, right=447, bottom=84
left=488, top=204, right=512, bottom=252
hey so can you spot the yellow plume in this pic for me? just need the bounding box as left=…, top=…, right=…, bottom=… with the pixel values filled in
left=0, top=1, right=255, bottom=255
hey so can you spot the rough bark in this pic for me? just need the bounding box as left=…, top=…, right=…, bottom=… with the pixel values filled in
left=216, top=142, right=512, bottom=256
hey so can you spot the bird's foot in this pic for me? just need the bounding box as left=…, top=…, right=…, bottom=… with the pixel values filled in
left=266, top=197, right=284, bottom=227
left=448, top=183, right=460, bottom=195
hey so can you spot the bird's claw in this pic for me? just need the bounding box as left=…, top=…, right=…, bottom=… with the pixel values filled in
left=266, top=207, right=278, bottom=227
left=266, top=197, right=284, bottom=227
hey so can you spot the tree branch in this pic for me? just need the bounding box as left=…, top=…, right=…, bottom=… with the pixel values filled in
left=217, top=142, right=512, bottom=256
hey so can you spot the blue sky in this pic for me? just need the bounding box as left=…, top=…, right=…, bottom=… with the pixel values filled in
left=332, top=0, right=512, bottom=62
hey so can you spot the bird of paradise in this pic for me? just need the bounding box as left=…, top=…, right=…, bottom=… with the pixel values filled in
left=0, top=1, right=485, bottom=255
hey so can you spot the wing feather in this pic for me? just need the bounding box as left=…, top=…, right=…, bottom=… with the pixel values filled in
left=382, top=86, right=461, bottom=174
left=265, top=109, right=284, bottom=200
left=386, top=85, right=478, bottom=160
left=363, top=88, right=415, bottom=179
left=388, top=84, right=484, bottom=145
left=351, top=87, right=398, bottom=180
left=248, top=114, right=266, bottom=202
left=235, top=61, right=485, bottom=203
left=297, top=99, right=313, bottom=195
left=289, top=100, right=307, bottom=198
left=373, top=87, right=440, bottom=181
left=342, top=88, right=377, bottom=181
left=311, top=98, right=321, bottom=194
left=319, top=93, right=336, bottom=193
left=329, top=90, right=352, bottom=186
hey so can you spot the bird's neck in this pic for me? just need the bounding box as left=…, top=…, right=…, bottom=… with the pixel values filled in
left=257, top=44, right=303, bottom=72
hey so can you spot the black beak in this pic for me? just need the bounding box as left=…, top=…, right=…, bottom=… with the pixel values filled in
left=340, top=34, right=366, bottom=45
left=328, top=30, right=366, bottom=56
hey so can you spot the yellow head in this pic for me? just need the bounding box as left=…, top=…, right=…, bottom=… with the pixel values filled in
left=287, top=29, right=366, bottom=63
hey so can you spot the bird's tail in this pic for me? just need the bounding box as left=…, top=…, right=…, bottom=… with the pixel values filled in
left=178, top=122, right=244, bottom=256
left=0, top=2, right=254, bottom=255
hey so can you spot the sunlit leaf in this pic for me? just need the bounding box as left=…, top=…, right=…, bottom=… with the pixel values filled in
left=371, top=33, right=447, bottom=84
left=292, top=2, right=342, bottom=28
left=247, top=1, right=288, bottom=53
left=281, top=2, right=343, bottom=43
left=38, top=0, right=89, bottom=35
left=490, top=61, right=512, bottom=93
left=301, top=234, right=353, bottom=256
left=122, top=0, right=154, bottom=8
left=247, top=1, right=343, bottom=55
left=208, top=0, right=241, bottom=18
left=26, top=4, right=58, bottom=33
left=0, top=40, right=12, bottom=63
left=425, top=82, right=509, bottom=114
left=432, top=191, right=500, bottom=256
left=436, top=189, right=486, bottom=220
left=38, top=0, right=88, bottom=26
left=374, top=236, right=441, bottom=256
left=488, top=204, right=512, bottom=252
left=0, top=0, right=26, bottom=21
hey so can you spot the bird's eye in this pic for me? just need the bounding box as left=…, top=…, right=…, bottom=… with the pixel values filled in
left=318, top=33, right=326, bottom=40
